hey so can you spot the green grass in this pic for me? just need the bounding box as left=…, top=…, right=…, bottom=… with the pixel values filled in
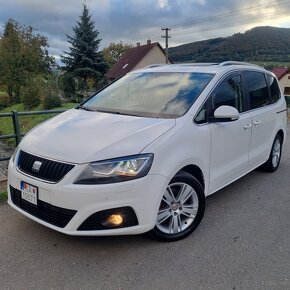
left=0, top=91, right=9, bottom=97
left=0, top=102, right=78, bottom=147
left=0, top=191, right=7, bottom=202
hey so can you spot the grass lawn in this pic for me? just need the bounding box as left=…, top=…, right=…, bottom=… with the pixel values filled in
left=0, top=191, right=7, bottom=202
left=0, top=102, right=78, bottom=147
left=0, top=91, right=9, bottom=97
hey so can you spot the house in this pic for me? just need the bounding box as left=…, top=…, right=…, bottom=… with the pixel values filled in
left=271, top=67, right=290, bottom=96
left=107, top=40, right=172, bottom=82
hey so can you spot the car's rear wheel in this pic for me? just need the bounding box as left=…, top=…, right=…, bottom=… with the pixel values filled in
left=260, top=134, right=282, bottom=172
left=149, top=171, right=205, bottom=242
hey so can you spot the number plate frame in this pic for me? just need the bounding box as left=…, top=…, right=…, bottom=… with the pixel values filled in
left=20, top=181, right=38, bottom=206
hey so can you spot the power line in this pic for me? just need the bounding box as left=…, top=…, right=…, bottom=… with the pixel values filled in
left=138, top=0, right=290, bottom=40
left=172, top=10, right=290, bottom=37
left=170, top=0, right=290, bottom=29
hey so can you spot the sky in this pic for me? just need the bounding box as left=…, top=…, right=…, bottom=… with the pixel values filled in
left=0, top=0, right=289, bottom=64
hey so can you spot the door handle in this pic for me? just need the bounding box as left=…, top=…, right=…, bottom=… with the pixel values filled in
left=243, top=124, right=252, bottom=129
left=253, top=120, right=261, bottom=126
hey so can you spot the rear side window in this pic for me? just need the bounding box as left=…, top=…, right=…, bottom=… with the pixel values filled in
left=266, top=75, right=281, bottom=104
left=212, top=74, right=244, bottom=113
left=244, top=71, right=269, bottom=109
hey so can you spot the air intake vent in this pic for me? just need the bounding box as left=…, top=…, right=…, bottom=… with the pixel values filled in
left=10, top=186, right=77, bottom=228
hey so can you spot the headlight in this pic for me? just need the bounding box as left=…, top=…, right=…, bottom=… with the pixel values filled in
left=74, top=154, right=154, bottom=184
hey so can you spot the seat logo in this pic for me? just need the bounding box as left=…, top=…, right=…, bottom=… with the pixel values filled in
left=32, top=161, right=42, bottom=173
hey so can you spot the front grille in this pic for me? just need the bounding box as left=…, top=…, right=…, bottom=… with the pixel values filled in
left=17, top=150, right=74, bottom=183
left=10, top=186, right=77, bottom=228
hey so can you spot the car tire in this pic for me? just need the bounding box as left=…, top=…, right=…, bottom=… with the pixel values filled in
left=260, top=134, right=283, bottom=172
left=149, top=170, right=205, bottom=242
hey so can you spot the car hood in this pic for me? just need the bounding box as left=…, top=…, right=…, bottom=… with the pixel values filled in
left=20, top=109, right=176, bottom=163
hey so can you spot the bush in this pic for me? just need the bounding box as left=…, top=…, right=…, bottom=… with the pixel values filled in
left=21, top=83, right=41, bottom=110
left=0, top=97, right=11, bottom=110
left=42, top=94, right=62, bottom=110
left=59, top=73, right=76, bottom=99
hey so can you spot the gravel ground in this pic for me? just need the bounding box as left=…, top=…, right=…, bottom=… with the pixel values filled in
left=0, top=141, right=14, bottom=179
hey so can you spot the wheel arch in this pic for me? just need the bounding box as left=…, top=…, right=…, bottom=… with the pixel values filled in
left=178, top=164, right=205, bottom=191
left=277, top=129, right=284, bottom=144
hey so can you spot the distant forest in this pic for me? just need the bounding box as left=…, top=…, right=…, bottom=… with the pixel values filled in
left=169, top=26, right=290, bottom=63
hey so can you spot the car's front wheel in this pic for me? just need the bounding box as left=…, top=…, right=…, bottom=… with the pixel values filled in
left=150, top=171, right=205, bottom=242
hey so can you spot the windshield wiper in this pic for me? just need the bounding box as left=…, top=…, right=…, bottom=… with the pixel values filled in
left=77, top=105, right=96, bottom=112
left=98, top=110, right=144, bottom=117
left=117, top=112, right=144, bottom=117
left=78, top=106, right=143, bottom=117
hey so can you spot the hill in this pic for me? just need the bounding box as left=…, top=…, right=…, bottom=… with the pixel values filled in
left=169, top=26, right=290, bottom=63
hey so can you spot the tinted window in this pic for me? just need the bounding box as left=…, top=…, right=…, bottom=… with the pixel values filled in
left=212, top=75, right=244, bottom=112
left=83, top=72, right=214, bottom=119
left=244, top=71, right=269, bottom=109
left=266, top=75, right=281, bottom=104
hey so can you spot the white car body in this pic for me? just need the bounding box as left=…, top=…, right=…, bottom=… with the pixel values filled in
left=7, top=62, right=287, bottom=239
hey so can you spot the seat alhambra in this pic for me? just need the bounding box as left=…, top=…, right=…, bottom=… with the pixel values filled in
left=8, top=61, right=287, bottom=241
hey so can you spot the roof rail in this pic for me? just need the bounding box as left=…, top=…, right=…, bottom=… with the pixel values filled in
left=219, top=61, right=263, bottom=68
left=177, top=63, right=218, bottom=66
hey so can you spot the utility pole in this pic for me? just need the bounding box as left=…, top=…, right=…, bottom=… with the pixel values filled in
left=161, top=27, right=171, bottom=64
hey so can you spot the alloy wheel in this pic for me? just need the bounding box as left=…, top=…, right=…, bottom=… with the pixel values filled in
left=272, top=138, right=281, bottom=168
left=156, top=182, right=199, bottom=234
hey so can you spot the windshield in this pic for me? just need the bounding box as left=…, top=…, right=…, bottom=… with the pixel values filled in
left=81, top=72, right=214, bottom=118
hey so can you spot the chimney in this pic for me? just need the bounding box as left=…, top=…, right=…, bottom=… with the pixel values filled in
left=136, top=42, right=140, bottom=47
left=147, top=39, right=151, bottom=45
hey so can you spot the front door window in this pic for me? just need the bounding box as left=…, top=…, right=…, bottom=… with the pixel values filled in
left=212, top=74, right=244, bottom=113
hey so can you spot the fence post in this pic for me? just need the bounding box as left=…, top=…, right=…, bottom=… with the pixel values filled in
left=12, top=111, right=21, bottom=146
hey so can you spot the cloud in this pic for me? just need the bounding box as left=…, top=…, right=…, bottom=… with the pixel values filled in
left=0, top=0, right=289, bottom=64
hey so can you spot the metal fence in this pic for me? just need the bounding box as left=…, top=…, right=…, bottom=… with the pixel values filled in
left=0, top=109, right=66, bottom=162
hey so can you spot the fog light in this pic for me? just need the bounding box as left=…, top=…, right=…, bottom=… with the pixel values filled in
left=103, top=214, right=124, bottom=227
left=77, top=207, right=138, bottom=231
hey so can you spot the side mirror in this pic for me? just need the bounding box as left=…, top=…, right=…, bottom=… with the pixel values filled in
left=213, top=105, right=240, bottom=122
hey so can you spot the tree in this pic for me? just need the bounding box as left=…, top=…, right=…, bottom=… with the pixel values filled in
left=59, top=73, right=77, bottom=99
left=0, top=19, right=55, bottom=103
left=103, top=42, right=133, bottom=68
left=61, top=4, right=107, bottom=93
left=0, top=20, right=22, bottom=99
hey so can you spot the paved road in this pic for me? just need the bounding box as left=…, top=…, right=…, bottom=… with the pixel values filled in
left=0, top=127, right=289, bottom=290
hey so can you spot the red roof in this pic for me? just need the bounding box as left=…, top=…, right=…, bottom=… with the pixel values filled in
left=271, top=67, right=290, bottom=80
left=107, top=42, right=169, bottom=80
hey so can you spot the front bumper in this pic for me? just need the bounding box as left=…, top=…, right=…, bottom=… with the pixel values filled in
left=7, top=159, right=169, bottom=236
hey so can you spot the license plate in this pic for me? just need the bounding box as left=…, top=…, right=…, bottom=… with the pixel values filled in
left=21, top=181, right=38, bottom=206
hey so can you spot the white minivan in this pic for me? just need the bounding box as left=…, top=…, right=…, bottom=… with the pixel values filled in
left=8, top=62, right=287, bottom=241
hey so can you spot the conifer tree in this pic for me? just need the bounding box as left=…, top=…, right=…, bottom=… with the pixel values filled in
left=61, top=4, right=107, bottom=91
